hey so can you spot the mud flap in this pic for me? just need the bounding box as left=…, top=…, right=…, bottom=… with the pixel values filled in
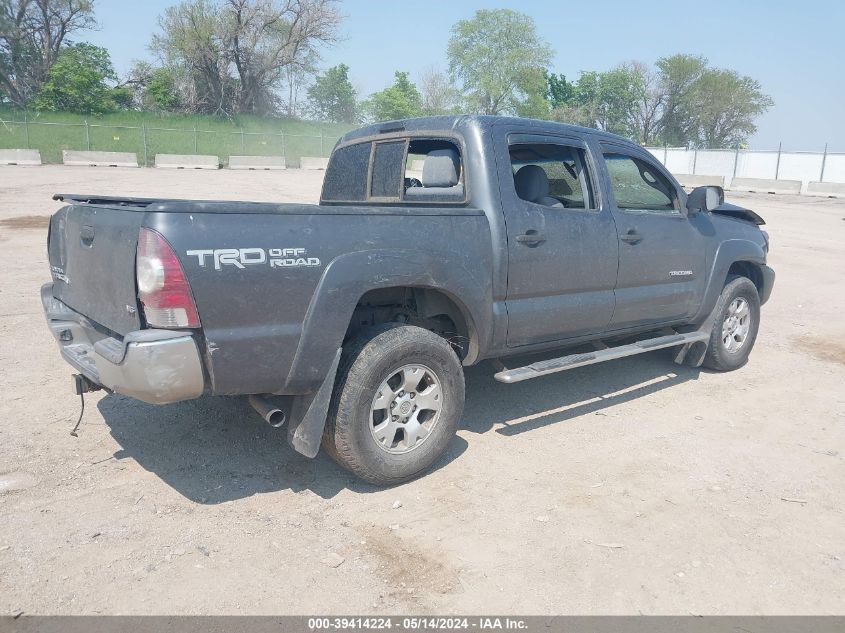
left=673, top=302, right=720, bottom=368
left=286, top=348, right=342, bottom=458
left=673, top=340, right=708, bottom=367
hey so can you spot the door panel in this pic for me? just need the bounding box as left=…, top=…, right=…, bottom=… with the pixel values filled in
left=600, top=146, right=706, bottom=328
left=499, top=133, right=619, bottom=347
left=611, top=214, right=706, bottom=326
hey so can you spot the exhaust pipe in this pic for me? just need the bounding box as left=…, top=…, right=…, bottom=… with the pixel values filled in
left=248, top=395, right=287, bottom=428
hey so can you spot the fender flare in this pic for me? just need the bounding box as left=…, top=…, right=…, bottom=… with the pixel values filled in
left=282, top=248, right=492, bottom=395
left=692, top=238, right=767, bottom=324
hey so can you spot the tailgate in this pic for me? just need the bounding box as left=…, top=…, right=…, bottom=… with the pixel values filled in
left=48, top=204, right=144, bottom=335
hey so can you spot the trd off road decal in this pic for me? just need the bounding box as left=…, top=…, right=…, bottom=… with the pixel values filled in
left=186, top=248, right=321, bottom=270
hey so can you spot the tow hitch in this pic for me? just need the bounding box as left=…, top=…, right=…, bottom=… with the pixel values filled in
left=72, top=373, right=102, bottom=395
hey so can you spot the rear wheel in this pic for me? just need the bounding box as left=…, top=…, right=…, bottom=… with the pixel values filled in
left=702, top=275, right=761, bottom=371
left=323, top=324, right=465, bottom=486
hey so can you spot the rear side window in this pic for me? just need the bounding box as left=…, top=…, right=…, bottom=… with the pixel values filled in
left=603, top=152, right=679, bottom=213
left=402, top=138, right=465, bottom=203
left=321, top=142, right=371, bottom=202
left=508, top=142, right=594, bottom=209
left=370, top=141, right=406, bottom=199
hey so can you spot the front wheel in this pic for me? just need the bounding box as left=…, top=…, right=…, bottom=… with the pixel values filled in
left=323, top=324, right=465, bottom=486
left=702, top=275, right=761, bottom=371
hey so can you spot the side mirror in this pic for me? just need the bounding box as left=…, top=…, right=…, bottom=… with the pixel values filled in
left=686, top=185, right=724, bottom=215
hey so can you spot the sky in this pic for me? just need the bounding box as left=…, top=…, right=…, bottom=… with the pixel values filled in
left=84, top=0, right=845, bottom=150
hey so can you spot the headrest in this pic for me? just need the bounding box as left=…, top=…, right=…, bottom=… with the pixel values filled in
left=514, top=165, right=550, bottom=203
left=422, top=149, right=461, bottom=187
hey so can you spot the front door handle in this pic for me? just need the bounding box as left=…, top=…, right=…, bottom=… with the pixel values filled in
left=620, top=230, right=643, bottom=245
left=516, top=230, right=546, bottom=246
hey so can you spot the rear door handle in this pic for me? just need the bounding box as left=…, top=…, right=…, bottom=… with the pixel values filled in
left=620, top=230, right=643, bottom=245
left=516, top=231, right=546, bottom=246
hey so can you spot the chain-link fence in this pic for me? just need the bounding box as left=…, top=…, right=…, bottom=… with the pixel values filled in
left=0, top=117, right=343, bottom=167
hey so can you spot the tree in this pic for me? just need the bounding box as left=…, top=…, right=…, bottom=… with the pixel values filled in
left=127, top=60, right=181, bottom=111
left=622, top=60, right=666, bottom=145
left=225, top=0, right=340, bottom=114
left=419, top=66, right=458, bottom=116
left=282, top=48, right=317, bottom=117
left=152, top=0, right=231, bottom=114
left=447, top=9, right=552, bottom=115
left=546, top=72, right=574, bottom=110
left=0, top=0, right=96, bottom=107
left=653, top=54, right=772, bottom=147
left=32, top=42, right=125, bottom=113
left=151, top=0, right=340, bottom=115
left=363, top=70, right=422, bottom=122
left=552, top=67, right=642, bottom=137
left=307, top=62, right=356, bottom=122
left=654, top=53, right=707, bottom=146
left=513, top=66, right=550, bottom=119
left=545, top=53, right=771, bottom=147
left=687, top=69, right=773, bottom=148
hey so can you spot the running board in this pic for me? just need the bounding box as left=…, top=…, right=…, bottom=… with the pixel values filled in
left=494, top=332, right=710, bottom=384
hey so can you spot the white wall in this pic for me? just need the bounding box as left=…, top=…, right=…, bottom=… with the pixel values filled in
left=646, top=147, right=844, bottom=185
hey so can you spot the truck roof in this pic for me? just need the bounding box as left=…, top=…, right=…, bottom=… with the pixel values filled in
left=338, top=114, right=634, bottom=147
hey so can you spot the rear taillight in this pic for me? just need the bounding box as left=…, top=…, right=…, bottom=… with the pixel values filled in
left=136, top=228, right=200, bottom=328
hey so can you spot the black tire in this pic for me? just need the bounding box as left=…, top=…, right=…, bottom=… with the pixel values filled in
left=702, top=275, right=761, bottom=371
left=322, top=324, right=465, bottom=486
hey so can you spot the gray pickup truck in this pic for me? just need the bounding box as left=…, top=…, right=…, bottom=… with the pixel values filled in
left=42, top=115, right=774, bottom=485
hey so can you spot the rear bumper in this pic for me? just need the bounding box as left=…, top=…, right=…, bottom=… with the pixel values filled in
left=41, top=283, right=205, bottom=404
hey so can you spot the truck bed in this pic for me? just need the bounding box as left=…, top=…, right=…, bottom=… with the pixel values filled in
left=47, top=194, right=492, bottom=396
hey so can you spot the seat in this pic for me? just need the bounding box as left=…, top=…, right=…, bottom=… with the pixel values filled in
left=514, top=165, right=563, bottom=207
left=404, top=148, right=465, bottom=201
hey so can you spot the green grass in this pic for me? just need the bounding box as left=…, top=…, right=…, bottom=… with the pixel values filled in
left=0, top=107, right=355, bottom=166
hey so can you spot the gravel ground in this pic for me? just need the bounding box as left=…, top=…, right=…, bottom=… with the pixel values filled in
left=0, top=166, right=843, bottom=615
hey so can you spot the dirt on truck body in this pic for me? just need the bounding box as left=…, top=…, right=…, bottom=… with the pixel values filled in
left=42, top=115, right=774, bottom=485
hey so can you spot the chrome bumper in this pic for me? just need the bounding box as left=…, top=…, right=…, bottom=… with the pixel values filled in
left=41, top=283, right=204, bottom=404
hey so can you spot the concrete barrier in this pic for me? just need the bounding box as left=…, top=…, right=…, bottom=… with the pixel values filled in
left=806, top=181, right=845, bottom=198
left=299, top=156, right=329, bottom=170
left=674, top=174, right=726, bottom=188
left=0, top=149, right=41, bottom=166
left=62, top=150, right=138, bottom=167
left=727, top=177, right=801, bottom=195
left=155, top=154, right=219, bottom=170
left=228, top=155, right=286, bottom=170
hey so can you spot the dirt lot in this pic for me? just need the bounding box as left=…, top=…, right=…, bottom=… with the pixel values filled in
left=0, top=165, right=843, bottom=615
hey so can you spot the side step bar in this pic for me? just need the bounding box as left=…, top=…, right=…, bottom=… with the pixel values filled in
left=494, top=331, right=710, bottom=384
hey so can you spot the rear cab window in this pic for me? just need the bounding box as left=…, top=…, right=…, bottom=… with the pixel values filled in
left=321, top=136, right=466, bottom=204
left=369, top=141, right=406, bottom=199
left=321, top=143, right=371, bottom=202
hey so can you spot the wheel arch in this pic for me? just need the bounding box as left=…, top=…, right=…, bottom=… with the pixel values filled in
left=727, top=260, right=764, bottom=294
left=691, top=239, right=767, bottom=325
left=345, top=286, right=478, bottom=362
left=282, top=249, right=491, bottom=394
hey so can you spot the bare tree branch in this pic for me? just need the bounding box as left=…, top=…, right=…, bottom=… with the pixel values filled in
left=0, top=0, right=95, bottom=107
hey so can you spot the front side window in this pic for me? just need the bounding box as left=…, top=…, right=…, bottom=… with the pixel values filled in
left=508, top=143, right=593, bottom=209
left=603, top=152, right=679, bottom=213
